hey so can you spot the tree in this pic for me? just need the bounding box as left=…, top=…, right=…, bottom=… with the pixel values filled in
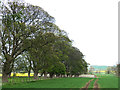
left=1, top=0, right=88, bottom=82
left=14, top=52, right=32, bottom=77
left=47, top=61, right=66, bottom=78
left=106, top=66, right=117, bottom=74
left=81, top=59, right=88, bottom=74
left=26, top=23, right=71, bottom=79
left=1, top=1, right=54, bottom=82
left=89, top=66, right=94, bottom=74
left=62, top=46, right=87, bottom=77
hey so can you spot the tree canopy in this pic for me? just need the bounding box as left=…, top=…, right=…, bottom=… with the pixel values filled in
left=1, top=0, right=88, bottom=82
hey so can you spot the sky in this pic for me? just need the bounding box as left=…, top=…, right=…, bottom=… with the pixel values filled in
left=24, top=0, right=118, bottom=66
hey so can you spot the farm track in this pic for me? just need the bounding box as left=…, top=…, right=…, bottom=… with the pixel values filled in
left=80, top=79, right=93, bottom=90
left=93, top=79, right=99, bottom=90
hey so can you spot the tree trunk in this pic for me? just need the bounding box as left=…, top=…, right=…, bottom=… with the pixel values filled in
left=8, top=72, right=11, bottom=78
left=50, top=73, right=54, bottom=78
left=34, top=71, right=38, bottom=80
left=40, top=72, right=44, bottom=77
left=28, top=70, right=30, bottom=78
left=2, top=72, right=8, bottom=83
left=67, top=74, right=68, bottom=77
left=2, top=56, right=14, bottom=83
left=2, top=62, right=11, bottom=83
left=44, top=71, right=47, bottom=79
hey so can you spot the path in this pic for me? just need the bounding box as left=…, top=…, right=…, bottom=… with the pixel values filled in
left=80, top=79, right=93, bottom=90
left=80, top=78, right=100, bottom=90
left=93, top=79, right=99, bottom=90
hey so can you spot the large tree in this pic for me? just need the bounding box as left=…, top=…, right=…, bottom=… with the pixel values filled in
left=47, top=61, right=66, bottom=78
left=1, top=1, right=88, bottom=82
left=64, top=46, right=87, bottom=77
left=1, top=1, right=54, bottom=82
left=26, top=23, right=71, bottom=79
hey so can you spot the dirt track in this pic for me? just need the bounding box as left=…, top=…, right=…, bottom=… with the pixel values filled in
left=80, top=79, right=93, bottom=90
left=93, top=79, right=99, bottom=90
left=80, top=78, right=99, bottom=90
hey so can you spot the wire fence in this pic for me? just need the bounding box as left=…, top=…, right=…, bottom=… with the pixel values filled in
left=2, top=76, right=44, bottom=85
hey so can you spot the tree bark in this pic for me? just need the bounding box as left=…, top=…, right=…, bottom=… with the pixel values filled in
left=8, top=72, right=11, bottom=78
left=2, top=55, right=15, bottom=83
left=28, top=70, right=30, bottom=78
left=67, top=74, right=68, bottom=77
left=40, top=72, right=44, bottom=77
left=34, top=71, right=38, bottom=80
left=2, top=61, right=11, bottom=83
left=44, top=71, right=47, bottom=79
left=50, top=73, right=54, bottom=78
left=2, top=72, right=8, bottom=83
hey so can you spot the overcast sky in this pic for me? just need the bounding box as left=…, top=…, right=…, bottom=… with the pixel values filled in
left=24, top=0, right=118, bottom=66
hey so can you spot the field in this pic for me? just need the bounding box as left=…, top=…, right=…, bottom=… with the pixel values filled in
left=2, top=74, right=119, bottom=89
left=2, top=77, right=93, bottom=88
left=96, top=74, right=118, bottom=88
left=0, top=73, right=34, bottom=77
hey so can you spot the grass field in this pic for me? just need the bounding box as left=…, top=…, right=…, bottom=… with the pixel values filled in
left=2, top=77, right=92, bottom=88
left=2, top=74, right=119, bottom=88
left=96, top=74, right=118, bottom=88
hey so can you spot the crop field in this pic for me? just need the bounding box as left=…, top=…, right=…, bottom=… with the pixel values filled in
left=2, top=74, right=119, bottom=89
left=0, top=73, right=34, bottom=77
left=96, top=74, right=118, bottom=88
left=2, top=77, right=93, bottom=88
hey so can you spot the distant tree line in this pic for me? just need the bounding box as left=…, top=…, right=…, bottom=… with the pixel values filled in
left=0, top=1, right=88, bottom=83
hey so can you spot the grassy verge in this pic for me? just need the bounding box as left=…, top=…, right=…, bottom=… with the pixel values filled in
left=3, top=77, right=93, bottom=88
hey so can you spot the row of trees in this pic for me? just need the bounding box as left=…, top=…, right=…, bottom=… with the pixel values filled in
left=0, top=1, right=88, bottom=82
left=88, top=65, right=120, bottom=75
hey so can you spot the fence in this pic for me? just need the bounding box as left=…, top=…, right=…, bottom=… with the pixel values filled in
left=2, top=76, right=44, bottom=85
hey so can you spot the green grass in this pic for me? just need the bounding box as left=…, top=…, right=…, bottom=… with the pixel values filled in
left=88, top=78, right=97, bottom=88
left=2, top=74, right=119, bottom=88
left=3, top=77, right=92, bottom=88
left=96, top=74, right=118, bottom=88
